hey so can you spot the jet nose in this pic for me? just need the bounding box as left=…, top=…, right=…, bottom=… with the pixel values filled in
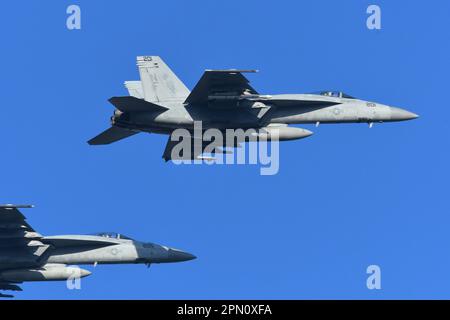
left=390, top=107, right=419, bottom=121
left=167, top=248, right=197, bottom=262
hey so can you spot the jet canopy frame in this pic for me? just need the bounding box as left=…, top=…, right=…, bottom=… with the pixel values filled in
left=93, top=232, right=133, bottom=240
left=313, top=91, right=356, bottom=99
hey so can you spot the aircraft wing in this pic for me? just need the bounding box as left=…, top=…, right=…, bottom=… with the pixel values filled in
left=0, top=205, right=35, bottom=233
left=184, top=70, right=259, bottom=105
left=0, top=205, right=48, bottom=298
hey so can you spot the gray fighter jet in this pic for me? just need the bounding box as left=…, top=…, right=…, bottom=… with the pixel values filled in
left=0, top=204, right=196, bottom=298
left=88, top=56, right=418, bottom=160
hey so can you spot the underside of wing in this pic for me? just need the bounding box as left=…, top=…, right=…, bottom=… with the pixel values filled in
left=0, top=205, right=46, bottom=298
left=185, top=70, right=258, bottom=106
left=0, top=205, right=48, bottom=252
left=0, top=205, right=36, bottom=233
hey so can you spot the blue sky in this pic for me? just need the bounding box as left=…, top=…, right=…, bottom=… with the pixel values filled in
left=0, top=0, right=448, bottom=299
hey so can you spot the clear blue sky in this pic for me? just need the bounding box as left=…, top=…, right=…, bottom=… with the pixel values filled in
left=1, top=0, right=448, bottom=299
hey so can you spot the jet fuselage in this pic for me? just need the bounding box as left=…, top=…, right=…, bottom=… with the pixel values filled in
left=88, top=57, right=419, bottom=161
left=112, top=93, right=418, bottom=133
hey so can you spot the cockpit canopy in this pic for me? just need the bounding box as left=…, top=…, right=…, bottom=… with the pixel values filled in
left=314, top=91, right=356, bottom=99
left=94, top=232, right=133, bottom=240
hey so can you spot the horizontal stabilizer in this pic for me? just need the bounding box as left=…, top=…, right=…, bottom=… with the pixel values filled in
left=0, top=293, right=14, bottom=298
left=109, top=96, right=168, bottom=113
left=0, top=283, right=22, bottom=291
left=88, top=126, right=138, bottom=145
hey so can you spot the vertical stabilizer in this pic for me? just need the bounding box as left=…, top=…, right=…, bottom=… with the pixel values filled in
left=136, top=56, right=190, bottom=103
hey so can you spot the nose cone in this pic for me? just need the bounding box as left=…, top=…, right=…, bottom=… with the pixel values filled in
left=67, top=267, right=91, bottom=278
left=79, top=269, right=92, bottom=278
left=301, top=129, right=314, bottom=138
left=167, top=248, right=197, bottom=262
left=390, top=107, right=419, bottom=121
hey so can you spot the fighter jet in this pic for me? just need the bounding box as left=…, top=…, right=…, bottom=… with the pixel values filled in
left=88, top=56, right=419, bottom=160
left=0, top=204, right=196, bottom=298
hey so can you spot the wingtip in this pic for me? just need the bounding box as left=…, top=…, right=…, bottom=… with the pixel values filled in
left=204, top=69, right=258, bottom=73
left=0, top=204, right=34, bottom=209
